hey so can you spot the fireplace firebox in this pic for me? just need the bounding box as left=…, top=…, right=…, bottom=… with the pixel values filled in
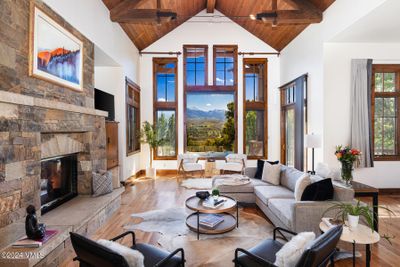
left=40, top=153, right=78, bottom=214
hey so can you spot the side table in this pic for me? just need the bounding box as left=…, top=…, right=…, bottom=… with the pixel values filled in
left=320, top=222, right=380, bottom=267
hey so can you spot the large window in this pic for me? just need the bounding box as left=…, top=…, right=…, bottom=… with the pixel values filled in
left=280, top=75, right=307, bottom=171
left=213, top=45, right=237, bottom=86
left=372, top=65, right=400, bottom=160
left=126, top=78, right=140, bottom=155
left=153, top=58, right=178, bottom=159
left=243, top=58, right=268, bottom=158
left=184, top=45, right=207, bottom=86
left=184, top=45, right=237, bottom=157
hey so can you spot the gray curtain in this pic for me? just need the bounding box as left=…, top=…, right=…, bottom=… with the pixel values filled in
left=350, top=59, right=374, bottom=167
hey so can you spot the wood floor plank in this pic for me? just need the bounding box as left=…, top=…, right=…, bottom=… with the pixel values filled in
left=61, top=176, right=400, bottom=267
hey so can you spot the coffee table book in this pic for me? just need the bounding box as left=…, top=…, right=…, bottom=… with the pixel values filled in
left=12, top=229, right=58, bottom=248
left=199, top=214, right=224, bottom=228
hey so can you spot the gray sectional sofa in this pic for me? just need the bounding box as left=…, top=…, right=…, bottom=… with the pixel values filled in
left=214, top=165, right=355, bottom=234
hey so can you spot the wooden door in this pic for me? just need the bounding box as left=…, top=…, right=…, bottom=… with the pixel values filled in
left=106, top=121, right=119, bottom=169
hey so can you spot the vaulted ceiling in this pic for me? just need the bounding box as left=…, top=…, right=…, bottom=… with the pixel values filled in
left=102, top=0, right=335, bottom=51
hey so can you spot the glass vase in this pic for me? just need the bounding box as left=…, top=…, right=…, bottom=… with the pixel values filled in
left=341, top=161, right=353, bottom=186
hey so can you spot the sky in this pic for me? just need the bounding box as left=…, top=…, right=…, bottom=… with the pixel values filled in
left=187, top=93, right=234, bottom=111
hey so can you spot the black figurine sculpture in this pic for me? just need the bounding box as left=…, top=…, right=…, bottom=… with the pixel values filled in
left=25, top=205, right=46, bottom=240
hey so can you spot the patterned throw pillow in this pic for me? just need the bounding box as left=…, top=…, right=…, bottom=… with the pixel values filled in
left=92, top=171, right=113, bottom=197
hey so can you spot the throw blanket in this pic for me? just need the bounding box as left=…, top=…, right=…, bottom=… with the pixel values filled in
left=212, top=174, right=251, bottom=187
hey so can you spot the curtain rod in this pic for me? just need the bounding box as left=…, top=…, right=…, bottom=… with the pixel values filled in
left=238, top=52, right=280, bottom=56
left=139, top=51, right=182, bottom=56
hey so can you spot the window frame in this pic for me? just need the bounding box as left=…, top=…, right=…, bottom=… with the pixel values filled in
left=279, top=75, right=308, bottom=171
left=153, top=57, right=178, bottom=160
left=183, top=45, right=208, bottom=87
left=183, top=45, right=238, bottom=157
left=243, top=58, right=268, bottom=159
left=372, top=64, right=400, bottom=161
left=213, top=45, right=238, bottom=87
left=126, top=77, right=141, bottom=156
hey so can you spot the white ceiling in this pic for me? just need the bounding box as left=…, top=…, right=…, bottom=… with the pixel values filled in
left=331, top=0, right=400, bottom=43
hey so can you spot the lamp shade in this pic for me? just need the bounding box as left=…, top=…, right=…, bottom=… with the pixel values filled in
left=305, top=134, right=321, bottom=148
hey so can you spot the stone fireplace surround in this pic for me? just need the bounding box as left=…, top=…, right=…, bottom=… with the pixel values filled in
left=0, top=1, right=125, bottom=265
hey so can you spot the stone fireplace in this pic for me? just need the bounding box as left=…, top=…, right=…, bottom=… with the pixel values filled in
left=0, top=0, right=109, bottom=229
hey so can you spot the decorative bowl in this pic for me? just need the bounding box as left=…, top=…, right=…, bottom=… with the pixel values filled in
left=196, top=191, right=210, bottom=200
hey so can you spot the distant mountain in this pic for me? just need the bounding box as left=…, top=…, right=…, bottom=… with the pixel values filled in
left=187, top=108, right=226, bottom=121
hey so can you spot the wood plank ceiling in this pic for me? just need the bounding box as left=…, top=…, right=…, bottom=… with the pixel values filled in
left=102, top=0, right=335, bottom=51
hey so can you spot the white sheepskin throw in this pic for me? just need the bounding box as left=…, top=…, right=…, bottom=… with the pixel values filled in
left=274, top=232, right=315, bottom=267
left=97, top=239, right=144, bottom=267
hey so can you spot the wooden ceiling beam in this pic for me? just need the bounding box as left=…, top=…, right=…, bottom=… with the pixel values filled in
left=110, top=0, right=148, bottom=20
left=259, top=0, right=322, bottom=25
left=111, top=9, right=174, bottom=23
left=207, top=0, right=216, bottom=13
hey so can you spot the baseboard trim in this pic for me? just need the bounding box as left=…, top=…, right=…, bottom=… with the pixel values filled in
left=379, top=188, right=400, bottom=195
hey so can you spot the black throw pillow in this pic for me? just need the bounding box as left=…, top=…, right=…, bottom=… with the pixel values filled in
left=254, top=160, right=280, bottom=179
left=301, top=178, right=334, bottom=201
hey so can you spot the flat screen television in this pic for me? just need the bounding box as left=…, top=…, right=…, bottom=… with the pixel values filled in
left=95, top=88, right=115, bottom=121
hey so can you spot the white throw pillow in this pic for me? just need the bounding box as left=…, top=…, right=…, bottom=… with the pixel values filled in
left=274, top=232, right=316, bottom=267
left=97, top=239, right=144, bottom=267
left=261, top=162, right=281, bottom=185
left=294, top=173, right=311, bottom=201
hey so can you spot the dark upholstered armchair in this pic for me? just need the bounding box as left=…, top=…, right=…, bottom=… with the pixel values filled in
left=70, top=231, right=185, bottom=267
left=234, top=225, right=343, bottom=267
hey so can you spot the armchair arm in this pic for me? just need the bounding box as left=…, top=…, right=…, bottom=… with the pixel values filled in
left=110, top=231, right=136, bottom=246
left=154, top=248, right=185, bottom=267
left=273, top=227, right=297, bottom=241
left=234, top=248, right=277, bottom=267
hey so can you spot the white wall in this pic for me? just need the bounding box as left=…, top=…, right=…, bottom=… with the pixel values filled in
left=140, top=10, right=281, bottom=170
left=324, top=43, right=400, bottom=188
left=43, top=0, right=141, bottom=180
left=280, top=0, right=387, bottom=167
left=280, top=0, right=400, bottom=188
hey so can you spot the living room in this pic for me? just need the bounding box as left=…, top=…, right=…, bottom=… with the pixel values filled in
left=0, top=0, right=399, bottom=266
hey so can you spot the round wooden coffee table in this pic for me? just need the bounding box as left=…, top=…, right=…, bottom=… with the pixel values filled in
left=185, top=195, right=238, bottom=240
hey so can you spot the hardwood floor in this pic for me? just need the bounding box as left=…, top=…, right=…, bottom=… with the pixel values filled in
left=61, top=176, right=400, bottom=267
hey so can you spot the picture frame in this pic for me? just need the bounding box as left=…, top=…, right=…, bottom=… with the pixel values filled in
left=29, top=5, right=84, bottom=91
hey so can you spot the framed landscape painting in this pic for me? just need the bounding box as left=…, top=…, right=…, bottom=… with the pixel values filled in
left=30, top=6, right=83, bottom=91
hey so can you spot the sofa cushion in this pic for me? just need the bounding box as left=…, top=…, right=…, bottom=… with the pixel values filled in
left=255, top=186, right=294, bottom=205
left=280, top=165, right=306, bottom=192
left=254, top=160, right=280, bottom=179
left=294, top=173, right=311, bottom=201
left=301, top=178, right=334, bottom=201
left=268, top=198, right=295, bottom=229
left=261, top=162, right=281, bottom=185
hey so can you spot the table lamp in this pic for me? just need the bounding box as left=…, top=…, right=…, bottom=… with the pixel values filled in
left=305, top=133, right=321, bottom=175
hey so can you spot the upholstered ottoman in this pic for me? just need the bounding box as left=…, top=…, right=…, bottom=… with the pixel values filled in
left=212, top=174, right=270, bottom=203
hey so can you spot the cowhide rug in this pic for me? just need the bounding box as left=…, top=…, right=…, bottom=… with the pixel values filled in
left=125, top=207, right=274, bottom=267
left=180, top=178, right=212, bottom=189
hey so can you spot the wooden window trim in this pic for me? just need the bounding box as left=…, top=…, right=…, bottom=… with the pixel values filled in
left=183, top=45, right=208, bottom=87
left=153, top=57, right=178, bottom=160
left=213, top=45, right=238, bottom=86
left=372, top=64, right=400, bottom=161
left=279, top=75, right=307, bottom=171
left=243, top=58, right=268, bottom=159
left=126, top=77, right=141, bottom=156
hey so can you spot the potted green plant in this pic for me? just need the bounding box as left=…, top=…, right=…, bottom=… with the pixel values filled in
left=140, top=121, right=165, bottom=178
left=323, top=201, right=395, bottom=243
left=211, top=188, right=220, bottom=200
